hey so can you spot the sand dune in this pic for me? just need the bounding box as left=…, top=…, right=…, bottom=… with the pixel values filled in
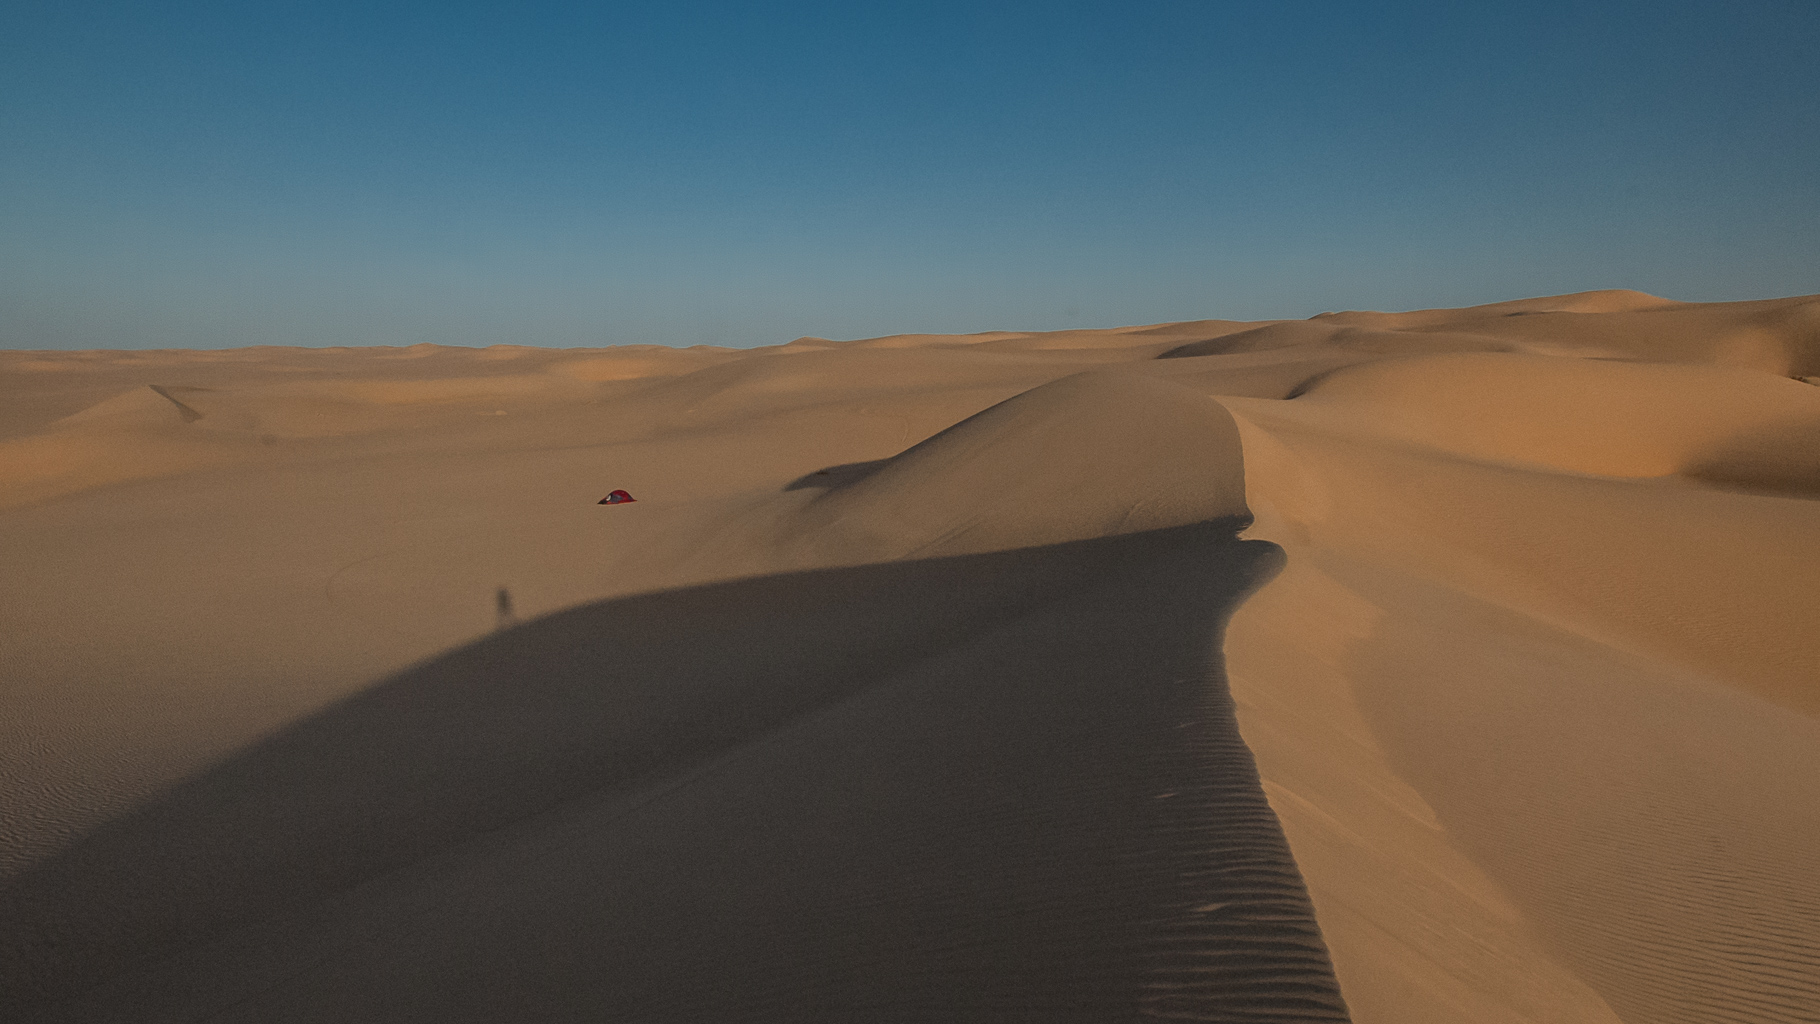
left=1287, top=352, right=1820, bottom=489
left=770, top=372, right=1251, bottom=564
left=2, top=290, right=1818, bottom=1021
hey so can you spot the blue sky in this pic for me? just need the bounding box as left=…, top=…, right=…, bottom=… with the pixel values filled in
left=3, top=1, right=1817, bottom=349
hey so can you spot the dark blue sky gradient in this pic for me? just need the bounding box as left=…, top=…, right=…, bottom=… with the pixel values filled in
left=4, top=1, right=1817, bottom=348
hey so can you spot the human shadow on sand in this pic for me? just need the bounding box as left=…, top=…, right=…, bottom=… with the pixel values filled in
left=1, top=521, right=1350, bottom=1023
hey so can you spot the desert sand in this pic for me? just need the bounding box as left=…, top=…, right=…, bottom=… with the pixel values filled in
left=1, top=289, right=1816, bottom=1022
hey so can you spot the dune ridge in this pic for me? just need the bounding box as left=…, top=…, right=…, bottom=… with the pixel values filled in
left=3, top=289, right=1818, bottom=1021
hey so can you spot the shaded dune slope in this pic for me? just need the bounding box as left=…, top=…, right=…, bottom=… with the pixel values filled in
left=0, top=525, right=1350, bottom=1023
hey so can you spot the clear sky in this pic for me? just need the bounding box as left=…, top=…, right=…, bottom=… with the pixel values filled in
left=4, top=1, right=1817, bottom=349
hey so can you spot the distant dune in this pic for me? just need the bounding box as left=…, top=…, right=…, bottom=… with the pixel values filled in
left=2, top=290, right=1817, bottom=1021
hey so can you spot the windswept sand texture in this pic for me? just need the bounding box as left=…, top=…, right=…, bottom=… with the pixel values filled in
left=2, top=290, right=1817, bottom=1021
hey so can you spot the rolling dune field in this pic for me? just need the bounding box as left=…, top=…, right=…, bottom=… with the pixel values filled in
left=2, top=290, right=1817, bottom=1021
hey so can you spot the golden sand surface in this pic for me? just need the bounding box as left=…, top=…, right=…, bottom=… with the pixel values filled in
left=2, top=290, right=1816, bottom=1021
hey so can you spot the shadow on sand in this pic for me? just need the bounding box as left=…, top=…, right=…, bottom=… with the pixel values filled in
left=1, top=521, right=1349, bottom=1023
left=782, top=459, right=893, bottom=491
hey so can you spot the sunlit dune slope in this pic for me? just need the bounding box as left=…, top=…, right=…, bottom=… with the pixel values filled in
left=772, top=371, right=1250, bottom=563
left=1289, top=352, right=1820, bottom=491
left=3, top=289, right=1818, bottom=1023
